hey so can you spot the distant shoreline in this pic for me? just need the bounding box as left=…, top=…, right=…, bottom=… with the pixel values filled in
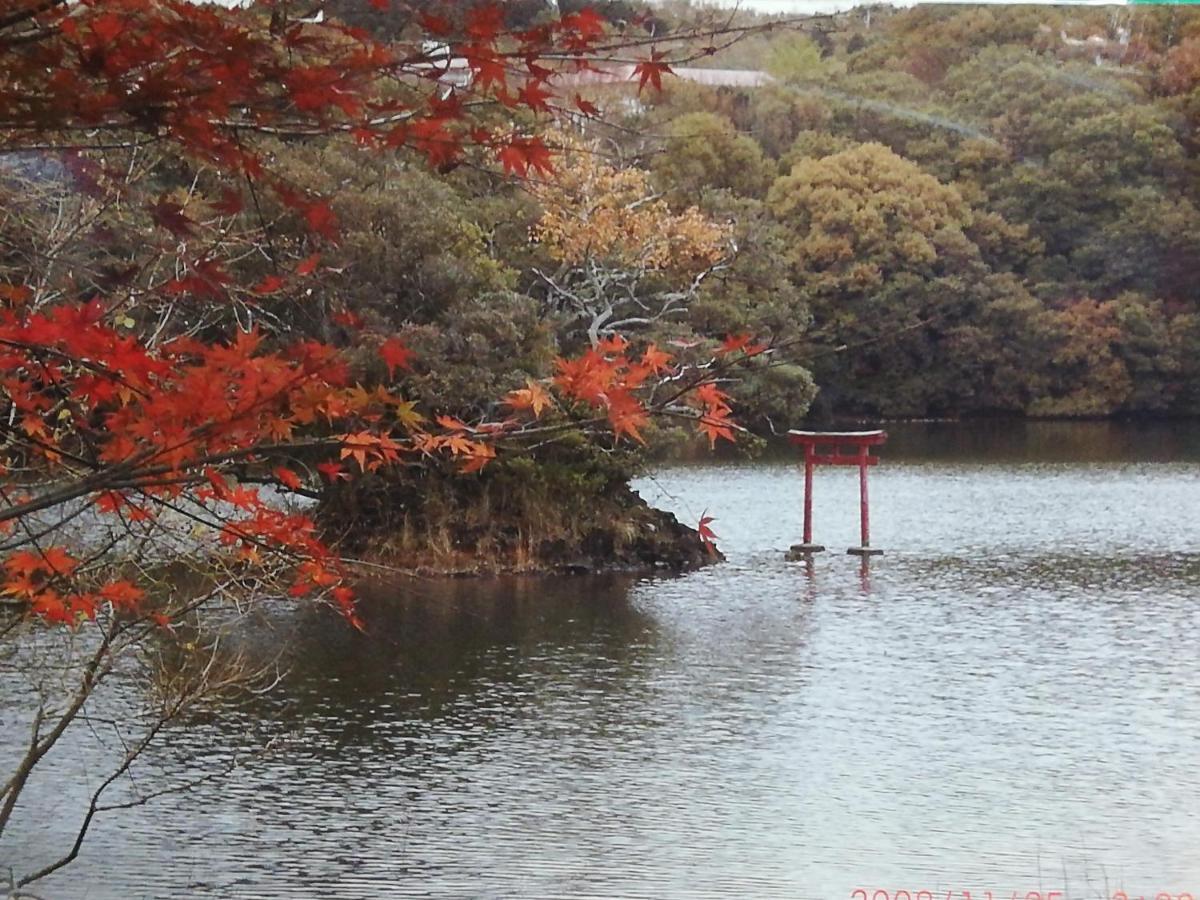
left=677, top=0, right=1142, bottom=11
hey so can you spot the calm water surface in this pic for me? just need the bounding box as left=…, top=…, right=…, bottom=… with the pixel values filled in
left=4, top=422, right=1200, bottom=899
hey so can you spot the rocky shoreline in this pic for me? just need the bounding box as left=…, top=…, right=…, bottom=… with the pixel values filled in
left=351, top=488, right=720, bottom=578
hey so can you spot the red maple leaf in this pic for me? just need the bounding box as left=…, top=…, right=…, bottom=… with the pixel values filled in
left=698, top=511, right=719, bottom=554
left=331, top=584, right=355, bottom=607
left=561, top=9, right=606, bottom=42
left=317, top=461, right=348, bottom=482
left=89, top=13, right=126, bottom=44
left=518, top=80, right=554, bottom=112
left=304, top=200, right=339, bottom=240
left=466, top=3, right=505, bottom=40
left=497, top=134, right=552, bottom=177
left=252, top=274, right=287, bottom=295
left=717, top=332, right=770, bottom=357
left=418, top=11, right=452, bottom=37
left=632, top=53, right=672, bottom=93
left=467, top=48, right=507, bottom=90
left=332, top=309, right=364, bottom=329
left=574, top=94, right=599, bottom=117
left=295, top=253, right=321, bottom=276
left=379, top=337, right=415, bottom=378
left=211, top=188, right=243, bottom=216
left=498, top=142, right=529, bottom=176
left=39, top=546, right=78, bottom=576
left=149, top=197, right=197, bottom=238
left=519, top=137, right=553, bottom=176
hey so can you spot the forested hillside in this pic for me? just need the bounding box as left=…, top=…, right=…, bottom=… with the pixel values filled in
left=324, top=0, right=1200, bottom=422
left=8, top=0, right=1200, bottom=582
left=627, top=3, right=1200, bottom=420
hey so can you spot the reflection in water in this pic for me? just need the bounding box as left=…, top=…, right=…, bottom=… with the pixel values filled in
left=858, top=553, right=872, bottom=593
left=2, top=421, right=1200, bottom=899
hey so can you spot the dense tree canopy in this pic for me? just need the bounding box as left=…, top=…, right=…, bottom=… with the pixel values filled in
left=629, top=2, right=1200, bottom=419
left=652, top=111, right=774, bottom=202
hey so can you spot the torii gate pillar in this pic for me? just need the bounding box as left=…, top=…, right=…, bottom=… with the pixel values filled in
left=785, top=430, right=887, bottom=558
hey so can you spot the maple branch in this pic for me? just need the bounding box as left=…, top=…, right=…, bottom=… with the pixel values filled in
left=16, top=630, right=280, bottom=888
left=0, top=452, right=156, bottom=527
left=0, top=421, right=99, bottom=473
left=0, top=435, right=343, bottom=529
left=93, top=736, right=279, bottom=814
left=129, top=487, right=319, bottom=574
left=0, top=135, right=165, bottom=152
left=0, top=494, right=99, bottom=554
left=0, top=703, right=41, bottom=810
left=16, top=708, right=173, bottom=888
left=0, top=616, right=119, bottom=840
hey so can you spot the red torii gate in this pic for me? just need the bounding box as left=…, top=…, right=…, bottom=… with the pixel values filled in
left=787, top=430, right=887, bottom=557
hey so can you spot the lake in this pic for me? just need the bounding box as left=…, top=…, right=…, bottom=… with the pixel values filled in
left=3, top=421, right=1200, bottom=899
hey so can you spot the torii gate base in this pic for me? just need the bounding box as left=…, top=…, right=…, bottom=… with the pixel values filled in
left=785, top=544, right=827, bottom=559
left=785, top=430, right=888, bottom=559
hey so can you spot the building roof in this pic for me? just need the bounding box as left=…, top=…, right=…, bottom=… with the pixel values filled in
left=424, top=59, right=776, bottom=91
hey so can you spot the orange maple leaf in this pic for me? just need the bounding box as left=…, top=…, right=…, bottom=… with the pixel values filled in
left=504, top=379, right=552, bottom=417
left=31, top=590, right=71, bottom=624
left=698, top=414, right=736, bottom=449
left=607, top=390, right=649, bottom=445
left=641, top=343, right=673, bottom=374
left=273, top=466, right=303, bottom=490
left=595, top=334, right=629, bottom=355
left=717, top=333, right=769, bottom=356
left=39, top=546, right=77, bottom=576
left=99, top=580, right=145, bottom=611
left=459, top=441, right=496, bottom=473
left=340, top=432, right=375, bottom=472
left=2, top=571, right=39, bottom=597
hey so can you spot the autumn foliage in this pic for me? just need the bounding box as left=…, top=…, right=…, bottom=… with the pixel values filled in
left=531, top=131, right=730, bottom=271
left=0, top=0, right=761, bottom=631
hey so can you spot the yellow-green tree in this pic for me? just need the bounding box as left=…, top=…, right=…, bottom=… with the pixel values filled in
left=769, top=142, right=1042, bottom=415
left=652, top=112, right=775, bottom=203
